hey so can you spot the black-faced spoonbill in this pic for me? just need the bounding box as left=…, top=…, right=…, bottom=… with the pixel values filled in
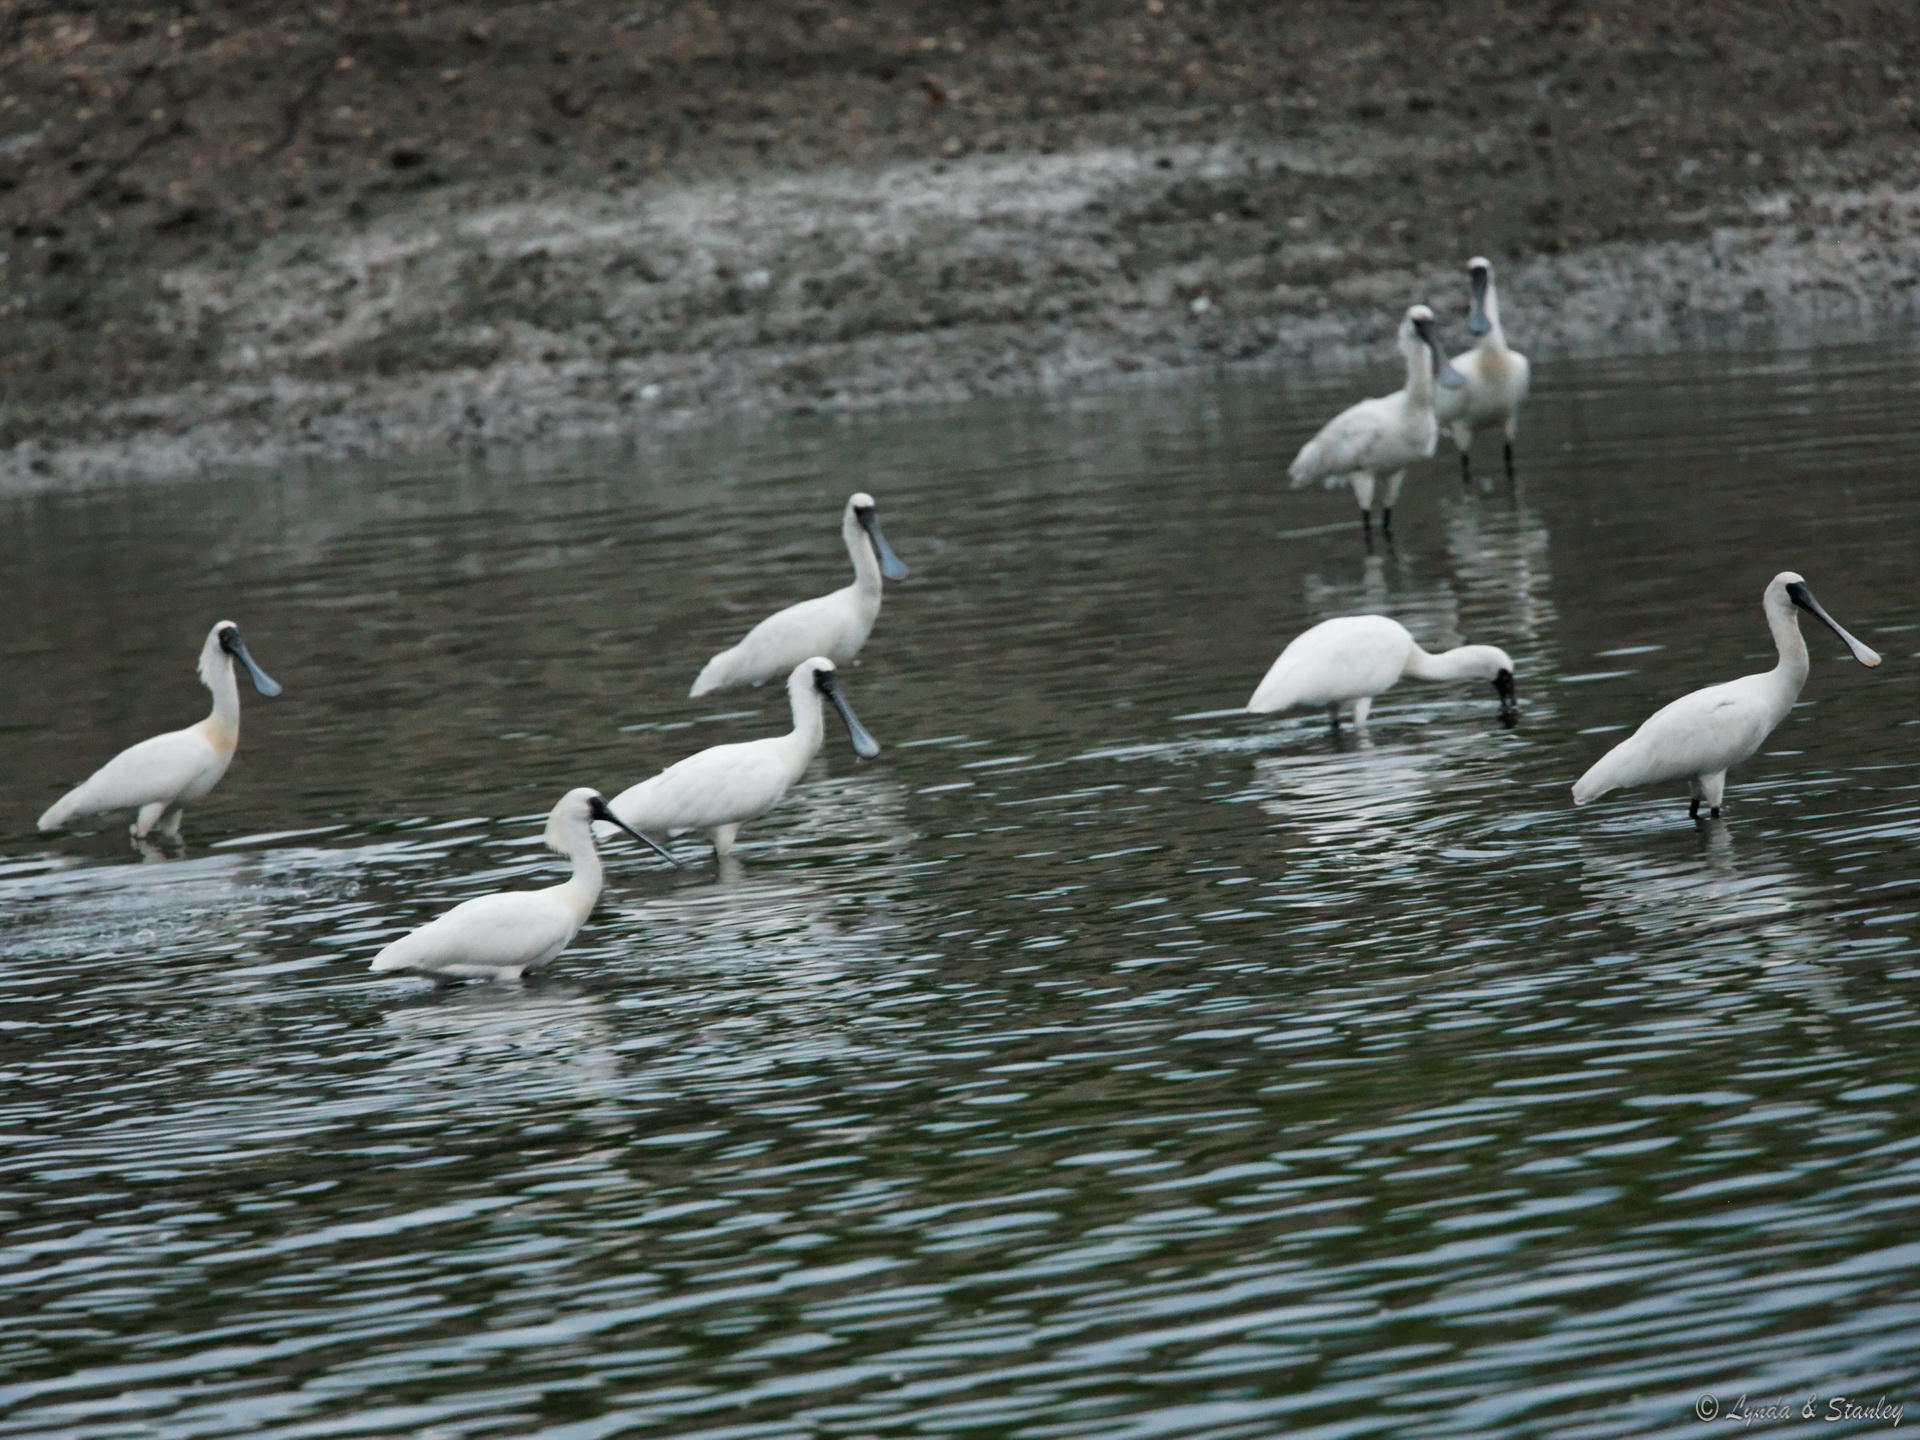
left=614, top=656, right=879, bottom=860
left=1572, top=572, right=1882, bottom=819
left=1247, top=615, right=1516, bottom=729
left=368, top=788, right=675, bottom=982
left=1434, top=257, right=1531, bottom=484
left=690, top=492, right=909, bottom=697
left=1288, top=304, right=1446, bottom=548
left=38, top=620, right=282, bottom=843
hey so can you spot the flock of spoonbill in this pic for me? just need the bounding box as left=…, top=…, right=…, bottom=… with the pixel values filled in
left=1292, top=259, right=1531, bottom=545
left=28, top=253, right=1892, bottom=979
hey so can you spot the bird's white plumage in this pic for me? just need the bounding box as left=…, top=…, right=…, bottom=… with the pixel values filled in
left=1434, top=257, right=1530, bottom=460
left=1247, top=614, right=1515, bottom=727
left=370, top=890, right=584, bottom=982
left=1572, top=572, right=1882, bottom=815
left=38, top=621, right=280, bottom=840
left=691, top=492, right=907, bottom=696
left=1289, top=305, right=1442, bottom=522
left=615, top=657, right=876, bottom=858
left=369, top=787, right=633, bottom=981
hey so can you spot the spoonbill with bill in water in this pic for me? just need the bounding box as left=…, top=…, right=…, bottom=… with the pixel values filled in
left=1247, top=614, right=1517, bottom=729
left=1571, top=572, right=1882, bottom=819
left=38, top=620, right=282, bottom=843
left=368, top=787, right=676, bottom=981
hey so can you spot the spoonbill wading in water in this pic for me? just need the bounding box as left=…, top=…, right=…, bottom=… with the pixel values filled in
left=38, top=620, right=282, bottom=843
left=369, top=788, right=676, bottom=982
left=614, top=657, right=879, bottom=861
left=1288, top=304, right=1447, bottom=549
left=1433, top=257, right=1531, bottom=485
left=1247, top=615, right=1516, bottom=730
left=691, top=492, right=909, bottom=697
left=1572, top=572, right=1882, bottom=820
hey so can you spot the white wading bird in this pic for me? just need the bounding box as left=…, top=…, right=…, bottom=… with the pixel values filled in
left=1434, top=256, right=1531, bottom=484
left=369, top=788, right=676, bottom=982
left=1289, top=304, right=1448, bottom=548
left=614, top=657, right=879, bottom=860
left=1247, top=614, right=1516, bottom=729
left=1572, top=572, right=1882, bottom=820
left=38, top=620, right=282, bottom=842
left=690, top=492, right=909, bottom=697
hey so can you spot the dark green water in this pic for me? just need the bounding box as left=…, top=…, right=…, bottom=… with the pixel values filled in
left=3, top=343, right=1920, bottom=1438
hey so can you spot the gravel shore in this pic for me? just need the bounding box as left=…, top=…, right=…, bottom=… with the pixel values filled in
left=3, top=2, right=1916, bottom=488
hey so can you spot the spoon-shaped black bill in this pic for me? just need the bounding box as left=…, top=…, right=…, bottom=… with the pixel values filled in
left=222, top=629, right=283, bottom=696
left=856, top=507, right=910, bottom=581
left=1494, top=668, right=1518, bottom=727
left=1787, top=582, right=1882, bottom=667
left=1467, top=266, right=1491, bottom=337
left=588, top=794, right=680, bottom=865
left=815, top=670, right=881, bottom=759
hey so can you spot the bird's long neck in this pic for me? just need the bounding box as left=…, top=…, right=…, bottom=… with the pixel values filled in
left=553, top=835, right=605, bottom=922
left=1766, top=599, right=1812, bottom=700
left=1403, top=334, right=1435, bottom=405
left=202, top=653, right=241, bottom=748
left=1403, top=644, right=1474, bottom=683
left=845, top=512, right=881, bottom=596
left=782, top=674, right=828, bottom=771
left=1477, top=284, right=1509, bottom=351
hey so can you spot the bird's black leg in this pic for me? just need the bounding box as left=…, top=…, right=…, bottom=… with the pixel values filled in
left=1689, top=796, right=1701, bottom=820
left=1459, top=450, right=1472, bottom=488
left=1503, top=440, right=1516, bottom=482
left=1709, top=806, right=1722, bottom=818
left=1381, top=506, right=1395, bottom=544
left=1360, top=509, right=1374, bottom=553
left=1328, top=703, right=1342, bottom=733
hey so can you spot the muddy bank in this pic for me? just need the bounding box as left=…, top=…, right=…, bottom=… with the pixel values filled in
left=2, top=2, right=1917, bottom=487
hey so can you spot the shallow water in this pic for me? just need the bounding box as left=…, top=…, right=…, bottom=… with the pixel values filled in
left=4, top=343, right=1920, bottom=1439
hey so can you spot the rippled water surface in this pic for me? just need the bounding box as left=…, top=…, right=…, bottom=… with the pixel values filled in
left=5, top=344, right=1920, bottom=1438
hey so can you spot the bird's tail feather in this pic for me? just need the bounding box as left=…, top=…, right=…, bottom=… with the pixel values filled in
left=37, top=787, right=83, bottom=832
left=1570, top=752, right=1623, bottom=806
left=689, top=651, right=732, bottom=698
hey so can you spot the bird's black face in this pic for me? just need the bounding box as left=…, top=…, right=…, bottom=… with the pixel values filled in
left=1467, top=265, right=1491, bottom=337
left=219, top=625, right=283, bottom=696
left=854, top=504, right=910, bottom=581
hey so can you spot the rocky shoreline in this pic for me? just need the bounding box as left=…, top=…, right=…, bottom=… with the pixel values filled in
left=3, top=3, right=1916, bottom=489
